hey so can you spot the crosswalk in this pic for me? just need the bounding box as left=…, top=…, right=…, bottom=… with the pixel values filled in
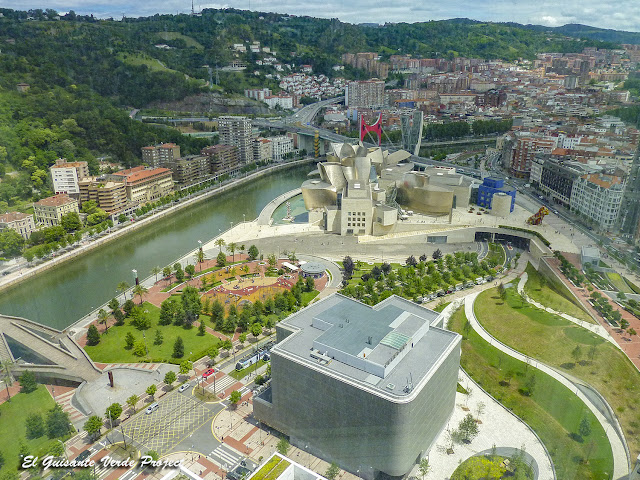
left=209, top=443, right=243, bottom=469
left=206, top=374, right=237, bottom=394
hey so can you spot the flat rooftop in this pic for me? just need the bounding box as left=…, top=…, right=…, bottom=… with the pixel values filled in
left=273, top=294, right=460, bottom=398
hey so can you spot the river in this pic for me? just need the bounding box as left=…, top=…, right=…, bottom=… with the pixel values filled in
left=0, top=165, right=312, bottom=330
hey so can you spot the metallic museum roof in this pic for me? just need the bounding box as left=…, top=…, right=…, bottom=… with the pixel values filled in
left=273, top=294, right=460, bottom=398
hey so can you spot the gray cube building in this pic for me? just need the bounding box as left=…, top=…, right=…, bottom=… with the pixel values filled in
left=254, top=294, right=461, bottom=480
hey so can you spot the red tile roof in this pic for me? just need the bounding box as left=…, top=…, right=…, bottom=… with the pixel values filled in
left=0, top=212, right=31, bottom=223
left=35, top=194, right=77, bottom=207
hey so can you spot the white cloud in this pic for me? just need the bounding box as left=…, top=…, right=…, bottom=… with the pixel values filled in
left=2, top=0, right=640, bottom=31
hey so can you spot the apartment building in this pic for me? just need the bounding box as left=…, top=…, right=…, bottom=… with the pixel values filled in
left=111, top=166, right=174, bottom=204
left=270, top=136, right=293, bottom=161
left=510, top=136, right=557, bottom=178
left=0, top=212, right=36, bottom=239
left=346, top=80, right=385, bottom=108
left=201, top=145, right=242, bottom=176
left=253, top=138, right=273, bottom=163
left=50, top=158, right=89, bottom=195
left=34, top=194, right=79, bottom=227
left=78, top=177, right=128, bottom=213
left=141, top=143, right=181, bottom=168
left=571, top=172, right=625, bottom=230
left=218, top=116, right=253, bottom=164
left=172, top=155, right=211, bottom=184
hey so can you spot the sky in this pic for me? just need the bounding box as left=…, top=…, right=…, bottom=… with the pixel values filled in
left=3, top=0, right=640, bottom=32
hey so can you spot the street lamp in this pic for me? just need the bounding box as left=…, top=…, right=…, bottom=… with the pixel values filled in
left=57, top=439, right=68, bottom=460
left=132, top=269, right=138, bottom=286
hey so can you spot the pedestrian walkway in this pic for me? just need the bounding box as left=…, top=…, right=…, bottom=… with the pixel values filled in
left=209, top=443, right=244, bottom=469
left=51, top=386, right=87, bottom=423
left=464, top=291, right=629, bottom=479
left=517, top=273, right=620, bottom=349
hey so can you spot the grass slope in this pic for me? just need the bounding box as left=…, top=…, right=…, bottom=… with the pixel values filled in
left=0, top=386, right=61, bottom=476
left=475, top=287, right=640, bottom=460
left=84, top=302, right=219, bottom=363
left=524, top=263, right=595, bottom=323
left=449, top=307, right=613, bottom=479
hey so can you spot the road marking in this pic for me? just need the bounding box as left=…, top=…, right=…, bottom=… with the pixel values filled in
left=210, top=444, right=243, bottom=468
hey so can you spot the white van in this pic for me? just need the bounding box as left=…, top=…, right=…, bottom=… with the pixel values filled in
left=145, top=402, right=159, bottom=415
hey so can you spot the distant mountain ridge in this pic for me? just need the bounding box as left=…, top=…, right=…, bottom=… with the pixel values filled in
left=519, top=22, right=640, bottom=45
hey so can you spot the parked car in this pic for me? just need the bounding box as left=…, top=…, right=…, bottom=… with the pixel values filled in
left=203, top=368, right=215, bottom=378
left=178, top=382, right=191, bottom=393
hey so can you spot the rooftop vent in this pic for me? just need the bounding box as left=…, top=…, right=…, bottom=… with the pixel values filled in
left=386, top=383, right=395, bottom=390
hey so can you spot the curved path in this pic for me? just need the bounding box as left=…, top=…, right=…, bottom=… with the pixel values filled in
left=517, top=273, right=620, bottom=349
left=423, top=300, right=555, bottom=480
left=465, top=291, right=629, bottom=479
left=257, top=187, right=302, bottom=225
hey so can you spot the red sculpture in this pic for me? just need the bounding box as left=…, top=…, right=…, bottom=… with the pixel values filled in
left=360, top=113, right=382, bottom=145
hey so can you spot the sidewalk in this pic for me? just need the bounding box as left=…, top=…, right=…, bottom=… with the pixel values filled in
left=517, top=273, right=620, bottom=349
left=464, top=291, right=629, bottom=479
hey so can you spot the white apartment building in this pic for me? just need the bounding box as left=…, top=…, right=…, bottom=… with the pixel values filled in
left=0, top=212, right=36, bottom=239
left=264, top=95, right=294, bottom=110
left=270, top=136, right=293, bottom=161
left=218, top=116, right=254, bottom=164
left=254, top=138, right=273, bottom=163
left=571, top=172, right=625, bottom=230
left=346, top=80, right=385, bottom=108
left=50, top=158, right=89, bottom=195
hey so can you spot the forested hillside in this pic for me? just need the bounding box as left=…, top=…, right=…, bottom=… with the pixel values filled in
left=0, top=8, right=626, bottom=211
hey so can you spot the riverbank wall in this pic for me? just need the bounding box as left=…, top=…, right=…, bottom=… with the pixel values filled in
left=0, top=158, right=316, bottom=296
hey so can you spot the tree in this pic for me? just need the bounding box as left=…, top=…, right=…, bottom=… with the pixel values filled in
left=132, top=284, right=148, bottom=305
left=217, top=251, right=227, bottom=267
left=221, top=339, right=233, bottom=356
left=432, top=249, right=443, bottom=260
left=46, top=404, right=72, bottom=438
left=181, top=285, right=202, bottom=326
left=105, top=403, right=122, bottom=422
left=248, top=245, right=259, bottom=260
left=571, top=345, right=583, bottom=364
left=182, top=264, right=196, bottom=282
left=458, top=413, right=479, bottom=443
left=83, top=415, right=102, bottom=441
left=195, top=249, right=205, bottom=270
left=98, top=308, right=109, bottom=332
left=276, top=436, right=290, bottom=455
left=130, top=306, right=151, bottom=330
left=179, top=360, right=193, bottom=376
left=117, top=281, right=130, bottom=300
left=125, top=332, right=135, bottom=349
left=305, top=276, right=315, bottom=292
left=173, top=336, right=185, bottom=358
left=229, top=390, right=241, bottom=406
left=228, top=242, right=237, bottom=261
left=126, top=394, right=139, bottom=413
left=406, top=255, right=417, bottom=267
left=25, top=413, right=45, bottom=439
left=164, top=370, right=177, bottom=386
left=0, top=229, right=25, bottom=257
left=198, top=321, right=206, bottom=336
left=418, top=458, right=430, bottom=480
left=214, top=238, right=226, bottom=253
left=325, top=463, right=340, bottom=480
left=146, top=384, right=157, bottom=401
left=133, top=341, right=147, bottom=357
left=151, top=266, right=161, bottom=283
left=19, top=370, right=37, bottom=393
left=86, top=324, right=101, bottom=346
left=163, top=266, right=173, bottom=282
left=123, top=299, right=135, bottom=317
left=578, top=417, right=592, bottom=440
left=153, top=329, right=163, bottom=345
left=497, top=282, right=506, bottom=301
left=60, top=212, right=82, bottom=232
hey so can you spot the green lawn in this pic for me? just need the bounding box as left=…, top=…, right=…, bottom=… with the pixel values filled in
left=624, top=276, right=640, bottom=294
left=300, top=290, right=320, bottom=305
left=605, top=272, right=633, bottom=294
left=0, top=386, right=63, bottom=476
left=524, top=263, right=595, bottom=323
left=155, top=31, right=204, bottom=49
left=486, top=243, right=506, bottom=267
left=475, top=287, right=640, bottom=461
left=449, top=307, right=613, bottom=480
left=84, top=302, right=220, bottom=364
left=229, top=359, right=268, bottom=380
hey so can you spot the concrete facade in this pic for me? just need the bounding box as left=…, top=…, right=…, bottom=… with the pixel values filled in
left=254, top=294, right=461, bottom=480
left=34, top=194, right=79, bottom=227
left=0, top=212, right=36, bottom=239
left=50, top=159, right=89, bottom=195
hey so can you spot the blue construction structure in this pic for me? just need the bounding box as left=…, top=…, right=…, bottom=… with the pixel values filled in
left=477, top=177, right=516, bottom=212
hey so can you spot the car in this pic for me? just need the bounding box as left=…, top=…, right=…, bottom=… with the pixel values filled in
left=203, top=368, right=215, bottom=378
left=145, top=402, right=159, bottom=414
left=76, top=450, right=91, bottom=462
left=178, top=382, right=191, bottom=393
